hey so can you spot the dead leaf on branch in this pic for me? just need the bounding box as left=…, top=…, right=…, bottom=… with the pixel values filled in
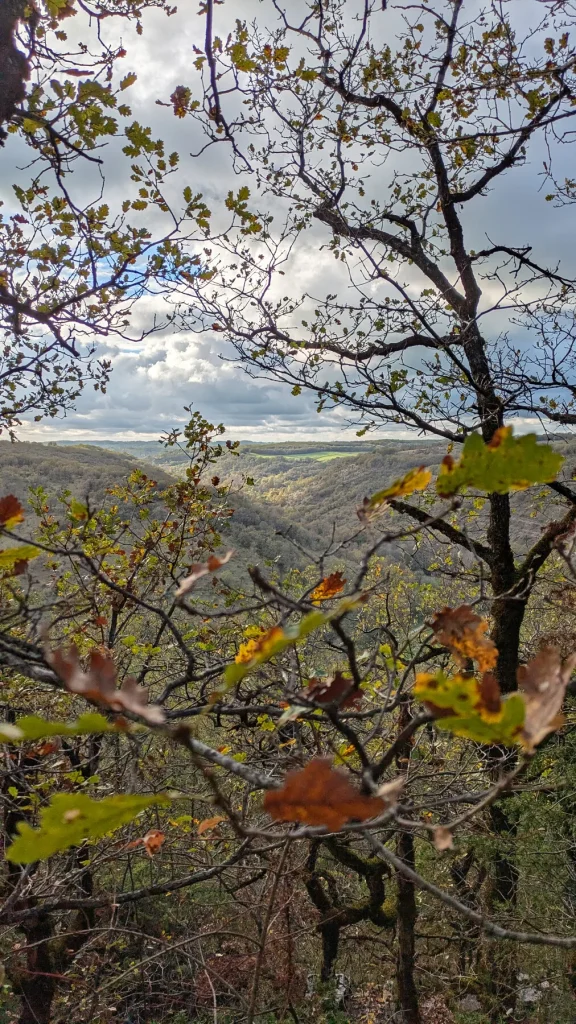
left=517, top=646, right=576, bottom=750
left=197, top=814, right=227, bottom=836
left=175, top=550, right=233, bottom=599
left=311, top=571, right=346, bottom=604
left=45, top=645, right=165, bottom=725
left=431, top=605, right=498, bottom=673
left=263, top=758, right=387, bottom=831
left=375, top=777, right=405, bottom=804
left=170, top=85, right=191, bottom=118
left=433, top=826, right=454, bottom=852
left=0, top=495, right=24, bottom=530
left=296, top=671, right=362, bottom=709
left=478, top=672, right=502, bottom=714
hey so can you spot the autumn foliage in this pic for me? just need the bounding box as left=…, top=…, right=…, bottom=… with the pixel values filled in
left=263, top=759, right=386, bottom=831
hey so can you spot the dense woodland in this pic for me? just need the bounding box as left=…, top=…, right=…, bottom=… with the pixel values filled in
left=2, top=2, right=576, bottom=1024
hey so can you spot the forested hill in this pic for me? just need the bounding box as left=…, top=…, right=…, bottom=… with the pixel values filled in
left=5, top=438, right=450, bottom=572
left=53, top=434, right=576, bottom=560
left=0, top=442, right=332, bottom=578
left=3, top=437, right=576, bottom=585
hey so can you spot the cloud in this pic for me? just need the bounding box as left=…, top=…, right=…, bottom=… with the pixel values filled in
left=18, top=328, right=362, bottom=441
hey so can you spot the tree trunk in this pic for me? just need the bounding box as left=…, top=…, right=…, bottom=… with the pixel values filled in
left=0, top=0, right=30, bottom=141
left=483, top=803, right=519, bottom=1022
left=18, top=915, right=56, bottom=1024
left=396, top=830, right=421, bottom=1024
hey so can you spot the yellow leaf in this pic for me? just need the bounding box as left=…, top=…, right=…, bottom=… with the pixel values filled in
left=360, top=466, right=431, bottom=518
left=0, top=544, right=39, bottom=568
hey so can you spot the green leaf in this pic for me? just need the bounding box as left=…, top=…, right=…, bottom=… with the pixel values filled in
left=46, top=0, right=70, bottom=16
left=414, top=670, right=525, bottom=747
left=437, top=695, right=526, bottom=745
left=436, top=428, right=563, bottom=496
left=69, top=499, right=88, bottom=521
left=0, top=713, right=120, bottom=744
left=120, top=73, right=138, bottom=91
left=0, top=545, right=40, bottom=568
left=6, top=792, right=170, bottom=863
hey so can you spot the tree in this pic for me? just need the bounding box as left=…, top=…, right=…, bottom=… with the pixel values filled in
left=0, top=0, right=207, bottom=436
left=172, top=0, right=576, bottom=696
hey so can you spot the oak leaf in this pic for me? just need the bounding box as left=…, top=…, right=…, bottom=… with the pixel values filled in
left=45, top=645, right=165, bottom=725
left=198, top=814, right=227, bottom=836
left=431, top=605, right=498, bottom=673
left=0, top=495, right=24, bottom=530
left=517, top=646, right=576, bottom=750
left=170, top=85, right=191, bottom=117
left=175, top=549, right=233, bottom=598
left=359, top=466, right=431, bottom=519
left=263, top=758, right=386, bottom=831
left=436, top=429, right=563, bottom=496
left=0, top=544, right=39, bottom=571
left=298, top=671, right=362, bottom=709
left=235, top=626, right=284, bottom=665
left=142, top=829, right=165, bottom=856
left=414, top=670, right=525, bottom=746
left=311, top=571, right=346, bottom=604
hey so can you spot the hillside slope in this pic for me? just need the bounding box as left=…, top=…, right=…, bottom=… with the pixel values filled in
left=0, top=442, right=324, bottom=579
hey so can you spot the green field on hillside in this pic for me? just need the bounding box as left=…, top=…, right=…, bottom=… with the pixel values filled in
left=252, top=450, right=361, bottom=461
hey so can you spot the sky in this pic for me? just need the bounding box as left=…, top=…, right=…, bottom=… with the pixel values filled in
left=6, top=0, right=576, bottom=444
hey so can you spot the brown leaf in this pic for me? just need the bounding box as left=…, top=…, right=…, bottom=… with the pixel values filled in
left=311, top=571, right=346, bottom=603
left=175, top=549, right=233, bottom=598
left=433, top=826, right=454, bottom=852
left=517, top=646, right=576, bottom=749
left=263, top=758, right=386, bottom=831
left=375, top=777, right=405, bottom=805
left=170, top=85, right=190, bottom=117
left=0, top=495, right=24, bottom=530
left=142, top=829, right=165, bottom=857
left=431, top=605, right=498, bottom=673
left=197, top=814, right=227, bottom=836
left=487, top=426, right=508, bottom=449
left=45, top=645, right=165, bottom=725
left=478, top=672, right=502, bottom=714
left=297, top=671, right=362, bottom=710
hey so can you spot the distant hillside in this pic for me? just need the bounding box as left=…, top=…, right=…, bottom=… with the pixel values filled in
left=46, top=438, right=450, bottom=570
left=0, top=441, right=167, bottom=506
left=0, top=442, right=327, bottom=580
left=10, top=434, right=576, bottom=583
left=209, top=435, right=576, bottom=565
